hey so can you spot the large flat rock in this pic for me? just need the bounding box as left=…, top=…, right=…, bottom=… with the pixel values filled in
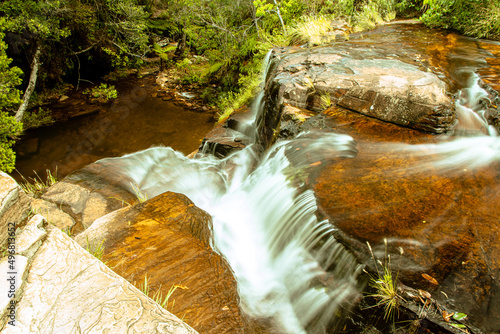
left=312, top=107, right=500, bottom=333
left=41, top=163, right=139, bottom=235
left=266, top=44, right=456, bottom=134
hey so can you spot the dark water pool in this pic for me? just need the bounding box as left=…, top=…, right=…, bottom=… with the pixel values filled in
left=12, top=79, right=215, bottom=182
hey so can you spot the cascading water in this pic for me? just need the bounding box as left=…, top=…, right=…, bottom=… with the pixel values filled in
left=454, top=72, right=497, bottom=137
left=89, top=49, right=499, bottom=332
left=94, top=53, right=363, bottom=333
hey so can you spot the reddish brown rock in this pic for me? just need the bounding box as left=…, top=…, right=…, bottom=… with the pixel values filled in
left=313, top=107, right=500, bottom=333
left=75, top=192, right=252, bottom=334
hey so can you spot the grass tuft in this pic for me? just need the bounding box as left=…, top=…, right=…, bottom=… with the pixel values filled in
left=85, top=236, right=105, bottom=261
left=288, top=16, right=336, bottom=46
left=365, top=239, right=403, bottom=321
left=17, top=169, right=57, bottom=197
left=139, top=274, right=188, bottom=310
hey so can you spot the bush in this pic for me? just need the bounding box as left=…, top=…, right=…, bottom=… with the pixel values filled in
left=0, top=112, right=22, bottom=172
left=83, top=83, right=118, bottom=103
left=421, top=0, right=500, bottom=39
left=22, top=107, right=54, bottom=130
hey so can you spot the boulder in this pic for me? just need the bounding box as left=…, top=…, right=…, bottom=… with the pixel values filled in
left=41, top=163, right=138, bottom=235
left=0, top=172, right=31, bottom=246
left=0, top=213, right=196, bottom=334
left=75, top=191, right=250, bottom=334
left=312, top=107, right=500, bottom=333
left=265, top=43, right=456, bottom=136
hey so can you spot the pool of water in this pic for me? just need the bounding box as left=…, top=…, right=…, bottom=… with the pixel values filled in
left=12, top=77, right=215, bottom=182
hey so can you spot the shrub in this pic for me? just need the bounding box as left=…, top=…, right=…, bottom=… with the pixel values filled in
left=83, top=83, right=118, bottom=103
left=22, top=107, right=54, bottom=130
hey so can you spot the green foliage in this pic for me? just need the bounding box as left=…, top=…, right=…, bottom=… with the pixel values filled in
left=0, top=24, right=23, bottom=173
left=288, top=15, right=338, bottom=46
left=22, top=107, right=54, bottom=130
left=0, top=112, right=22, bottom=173
left=421, top=0, right=500, bottom=39
left=83, top=83, right=118, bottom=103
left=365, top=241, right=403, bottom=321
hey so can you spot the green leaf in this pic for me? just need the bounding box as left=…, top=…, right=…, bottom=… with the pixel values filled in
left=452, top=312, right=468, bottom=321
left=451, top=324, right=466, bottom=328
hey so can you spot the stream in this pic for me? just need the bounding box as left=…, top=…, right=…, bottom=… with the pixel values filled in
left=13, top=22, right=500, bottom=333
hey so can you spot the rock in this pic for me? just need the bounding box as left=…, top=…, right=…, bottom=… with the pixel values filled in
left=0, top=218, right=196, bottom=333
left=311, top=107, right=500, bottom=333
left=199, top=125, right=250, bottom=159
left=58, top=95, right=69, bottom=102
left=265, top=43, right=456, bottom=135
left=0, top=172, right=31, bottom=245
left=75, top=192, right=248, bottom=334
left=41, top=163, right=138, bottom=235
left=31, top=199, right=76, bottom=232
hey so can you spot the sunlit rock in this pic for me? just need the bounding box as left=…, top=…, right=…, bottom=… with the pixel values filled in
left=75, top=191, right=249, bottom=334
left=41, top=163, right=137, bottom=234
left=312, top=107, right=500, bottom=333
left=265, top=44, right=456, bottom=134
left=0, top=218, right=196, bottom=334
left=0, top=172, right=30, bottom=242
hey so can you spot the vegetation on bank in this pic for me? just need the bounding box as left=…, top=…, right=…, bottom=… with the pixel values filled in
left=0, top=0, right=499, bottom=172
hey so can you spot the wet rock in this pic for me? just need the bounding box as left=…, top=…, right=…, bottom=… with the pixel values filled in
left=199, top=125, right=250, bottom=159
left=41, top=163, right=137, bottom=235
left=75, top=191, right=248, bottom=334
left=0, top=214, right=196, bottom=334
left=265, top=44, right=456, bottom=135
left=312, top=108, right=500, bottom=333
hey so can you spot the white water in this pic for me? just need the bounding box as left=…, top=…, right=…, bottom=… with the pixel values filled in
left=94, top=52, right=363, bottom=333
left=92, top=61, right=499, bottom=332
left=96, top=131, right=362, bottom=333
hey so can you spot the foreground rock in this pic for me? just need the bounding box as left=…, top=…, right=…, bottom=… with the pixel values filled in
left=0, top=214, right=196, bottom=334
left=0, top=172, right=30, bottom=242
left=39, top=163, right=138, bottom=235
left=75, top=191, right=251, bottom=334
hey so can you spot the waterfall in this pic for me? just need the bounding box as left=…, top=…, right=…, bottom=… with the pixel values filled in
left=454, top=72, right=497, bottom=136
left=94, top=51, right=363, bottom=333
left=365, top=71, right=500, bottom=176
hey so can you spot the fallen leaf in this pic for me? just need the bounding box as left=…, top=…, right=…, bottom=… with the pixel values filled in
left=422, top=273, right=439, bottom=285
left=418, top=289, right=432, bottom=299
left=310, top=161, right=321, bottom=166
left=443, top=310, right=454, bottom=322
left=453, top=312, right=468, bottom=321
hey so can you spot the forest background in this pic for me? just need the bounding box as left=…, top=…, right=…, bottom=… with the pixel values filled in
left=0, top=0, right=499, bottom=172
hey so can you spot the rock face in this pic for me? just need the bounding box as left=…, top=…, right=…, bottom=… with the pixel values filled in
left=309, top=106, right=500, bottom=333
left=0, top=213, right=197, bottom=334
left=265, top=44, right=456, bottom=137
left=0, top=172, right=30, bottom=242
left=40, top=163, right=138, bottom=235
left=0, top=173, right=197, bottom=334
left=75, top=191, right=249, bottom=334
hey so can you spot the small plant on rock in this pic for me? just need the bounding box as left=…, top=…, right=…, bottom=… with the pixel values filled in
left=17, top=169, right=57, bottom=197
left=365, top=239, right=403, bottom=321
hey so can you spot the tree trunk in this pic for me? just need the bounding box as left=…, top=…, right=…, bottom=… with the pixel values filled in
left=174, top=31, right=187, bottom=60
left=273, top=0, right=287, bottom=35
left=16, top=45, right=42, bottom=122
